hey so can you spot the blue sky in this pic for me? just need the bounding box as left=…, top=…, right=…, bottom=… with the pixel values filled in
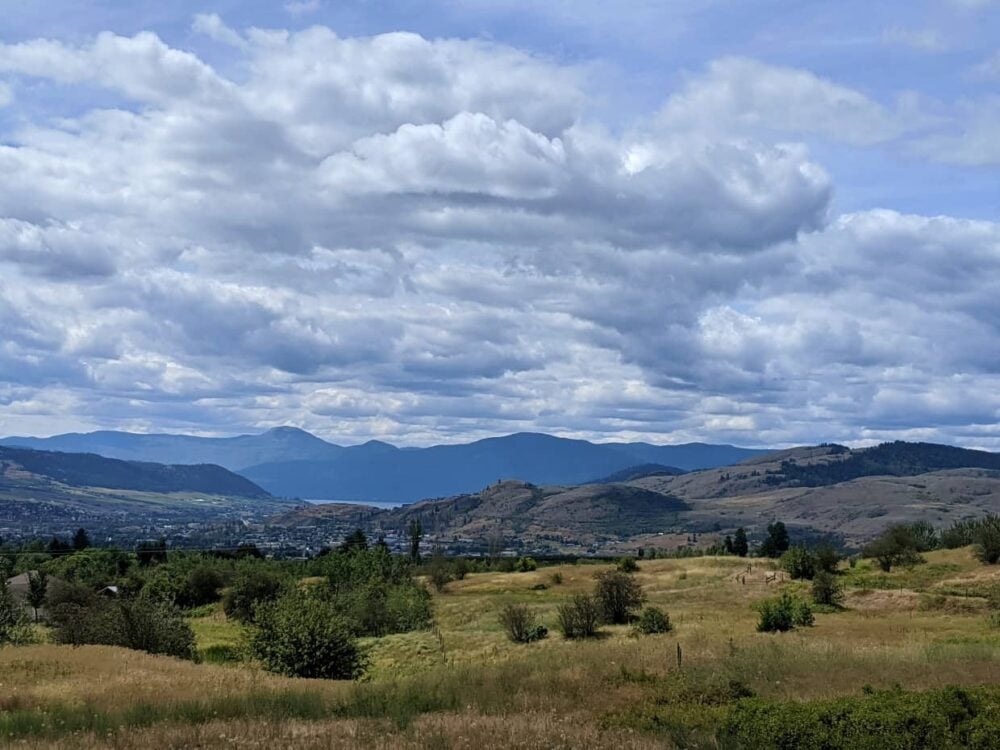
left=0, top=1, right=998, bottom=447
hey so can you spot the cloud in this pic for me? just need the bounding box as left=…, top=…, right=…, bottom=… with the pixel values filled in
left=657, top=57, right=902, bottom=145
left=0, top=22, right=997, bottom=450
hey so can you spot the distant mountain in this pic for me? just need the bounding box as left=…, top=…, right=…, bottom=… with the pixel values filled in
left=241, top=432, right=766, bottom=502
left=586, top=463, right=685, bottom=484
left=0, top=445, right=270, bottom=498
left=1, top=429, right=766, bottom=503
left=0, top=427, right=338, bottom=472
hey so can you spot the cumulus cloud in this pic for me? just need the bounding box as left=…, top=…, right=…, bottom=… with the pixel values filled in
left=0, top=21, right=997, bottom=449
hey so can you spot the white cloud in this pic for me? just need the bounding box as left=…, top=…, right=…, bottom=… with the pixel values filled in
left=657, top=57, right=902, bottom=145
left=0, top=22, right=998, bottom=449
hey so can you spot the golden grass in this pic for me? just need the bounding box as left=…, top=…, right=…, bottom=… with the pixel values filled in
left=5, top=548, right=1000, bottom=747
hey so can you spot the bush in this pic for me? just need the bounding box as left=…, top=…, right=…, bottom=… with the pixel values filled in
left=973, top=516, right=1000, bottom=565
left=811, top=570, right=844, bottom=607
left=594, top=570, right=646, bottom=624
left=516, top=557, right=537, bottom=573
left=453, top=558, right=470, bottom=580
left=251, top=589, right=366, bottom=679
left=781, top=546, right=816, bottom=580
left=50, top=597, right=196, bottom=660
left=223, top=568, right=284, bottom=624
left=427, top=550, right=453, bottom=592
left=756, top=591, right=814, bottom=633
left=813, top=543, right=841, bottom=574
left=617, top=556, right=639, bottom=573
left=718, top=685, right=1000, bottom=750
left=498, top=603, right=547, bottom=643
left=634, top=606, right=672, bottom=635
left=180, top=565, right=225, bottom=608
left=556, top=594, right=601, bottom=639
left=549, top=572, right=563, bottom=585
left=0, top=583, right=33, bottom=646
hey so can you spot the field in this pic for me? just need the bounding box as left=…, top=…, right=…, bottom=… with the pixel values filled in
left=5, top=547, right=1000, bottom=748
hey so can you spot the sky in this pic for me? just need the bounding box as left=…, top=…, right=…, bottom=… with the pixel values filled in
left=0, top=0, right=998, bottom=448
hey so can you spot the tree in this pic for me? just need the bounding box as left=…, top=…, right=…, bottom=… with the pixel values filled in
left=723, top=536, right=734, bottom=555
left=556, top=594, right=601, bottom=639
left=181, top=565, right=225, bottom=608
left=811, top=570, right=843, bottom=607
left=26, top=571, right=48, bottom=622
left=427, top=548, right=453, bottom=592
left=408, top=520, right=423, bottom=563
left=72, top=528, right=90, bottom=552
left=50, top=597, right=196, bottom=659
left=594, top=570, right=645, bottom=624
left=0, top=583, right=32, bottom=646
left=136, top=539, right=167, bottom=567
left=223, top=567, right=284, bottom=624
left=907, top=521, right=939, bottom=553
left=733, top=528, right=749, bottom=557
left=251, top=590, right=366, bottom=679
left=759, top=522, right=790, bottom=558
left=813, top=543, right=841, bottom=574
left=780, top=546, right=816, bottom=580
left=863, top=525, right=924, bottom=572
left=47, top=536, right=72, bottom=557
left=339, top=529, right=368, bottom=554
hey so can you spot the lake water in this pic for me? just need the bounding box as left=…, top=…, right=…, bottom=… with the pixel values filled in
left=303, top=498, right=404, bottom=509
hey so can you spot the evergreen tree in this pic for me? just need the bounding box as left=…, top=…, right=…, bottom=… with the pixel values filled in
left=408, top=519, right=423, bottom=563
left=760, top=522, right=790, bottom=558
left=72, top=528, right=90, bottom=551
left=733, top=528, right=749, bottom=557
left=27, top=570, right=48, bottom=622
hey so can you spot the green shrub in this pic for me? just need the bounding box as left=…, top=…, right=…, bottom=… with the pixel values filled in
left=180, top=565, right=225, bottom=608
left=251, top=589, right=366, bottom=680
left=617, top=556, right=639, bottom=573
left=498, top=603, right=547, bottom=643
left=812, top=570, right=844, bottom=606
left=718, top=685, right=1000, bottom=750
left=50, top=597, right=196, bottom=660
left=756, top=591, right=814, bottom=633
left=634, top=606, right=672, bottom=635
left=549, top=572, right=563, bottom=585
left=594, top=570, right=646, bottom=624
left=556, top=594, right=601, bottom=639
left=780, top=546, right=816, bottom=580
left=973, top=516, right=1000, bottom=564
left=516, top=557, right=538, bottom=573
left=223, top=568, right=284, bottom=624
left=0, top=583, right=32, bottom=646
left=813, top=543, right=841, bottom=574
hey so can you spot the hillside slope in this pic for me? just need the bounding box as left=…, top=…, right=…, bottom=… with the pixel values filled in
left=0, top=446, right=270, bottom=498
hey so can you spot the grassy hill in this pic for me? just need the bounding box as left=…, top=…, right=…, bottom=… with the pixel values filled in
left=6, top=547, right=1000, bottom=748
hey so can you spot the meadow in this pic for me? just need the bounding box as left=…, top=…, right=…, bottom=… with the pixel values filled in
left=4, top=547, right=1000, bottom=748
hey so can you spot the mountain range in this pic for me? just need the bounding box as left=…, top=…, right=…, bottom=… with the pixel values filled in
left=0, top=428, right=766, bottom=503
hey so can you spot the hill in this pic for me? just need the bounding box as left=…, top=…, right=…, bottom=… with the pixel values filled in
left=0, top=446, right=295, bottom=541
left=271, top=479, right=689, bottom=549
left=0, top=446, right=270, bottom=498
left=1, top=429, right=764, bottom=502
left=585, top=463, right=685, bottom=484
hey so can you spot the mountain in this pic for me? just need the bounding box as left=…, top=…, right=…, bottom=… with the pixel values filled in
left=0, top=445, right=270, bottom=498
left=0, top=427, right=338, bottom=472
left=1, top=429, right=766, bottom=503
left=242, top=432, right=765, bottom=502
